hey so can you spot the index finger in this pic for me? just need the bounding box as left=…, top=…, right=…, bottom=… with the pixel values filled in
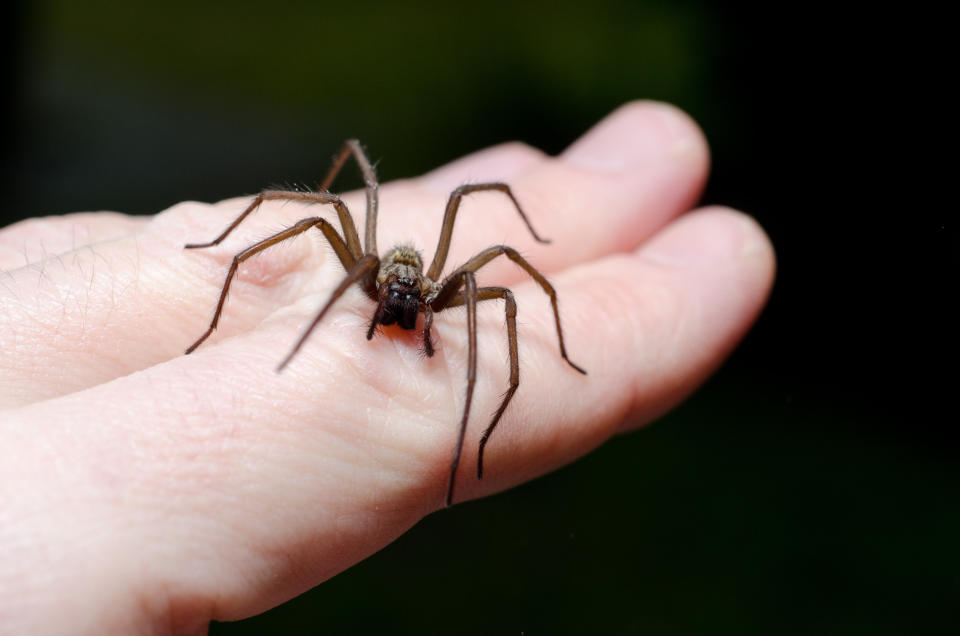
left=0, top=102, right=708, bottom=409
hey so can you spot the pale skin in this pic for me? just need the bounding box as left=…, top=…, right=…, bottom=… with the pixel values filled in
left=0, top=101, right=774, bottom=634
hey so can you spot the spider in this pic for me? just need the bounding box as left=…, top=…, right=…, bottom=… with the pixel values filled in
left=184, top=140, right=585, bottom=506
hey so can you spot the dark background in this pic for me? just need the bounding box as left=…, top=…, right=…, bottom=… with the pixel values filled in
left=2, top=1, right=953, bottom=633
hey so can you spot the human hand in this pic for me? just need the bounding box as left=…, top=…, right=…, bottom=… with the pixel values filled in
left=0, top=101, right=774, bottom=633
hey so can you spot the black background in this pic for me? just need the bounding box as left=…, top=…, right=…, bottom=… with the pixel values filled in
left=2, top=1, right=953, bottom=633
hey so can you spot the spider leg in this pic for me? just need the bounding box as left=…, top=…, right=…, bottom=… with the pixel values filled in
left=276, top=253, right=380, bottom=372
left=443, top=287, right=518, bottom=480
left=421, top=305, right=435, bottom=357
left=185, top=189, right=364, bottom=261
left=444, top=271, right=478, bottom=507
left=432, top=245, right=586, bottom=374
left=426, top=183, right=549, bottom=281
left=366, top=282, right=389, bottom=341
left=319, top=139, right=380, bottom=256
left=185, top=217, right=360, bottom=354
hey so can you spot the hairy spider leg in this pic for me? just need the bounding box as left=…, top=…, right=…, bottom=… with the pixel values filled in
left=444, top=287, right=518, bottom=481
left=426, top=183, right=551, bottom=282
left=276, top=254, right=381, bottom=372
left=185, top=190, right=364, bottom=261
left=443, top=271, right=478, bottom=507
left=184, top=217, right=360, bottom=354
left=430, top=245, right=587, bottom=505
left=366, top=278, right=391, bottom=341
left=433, top=245, right=586, bottom=375
left=421, top=305, right=435, bottom=357
left=319, top=139, right=380, bottom=256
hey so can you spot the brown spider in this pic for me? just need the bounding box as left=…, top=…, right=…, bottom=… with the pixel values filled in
left=184, top=140, right=585, bottom=506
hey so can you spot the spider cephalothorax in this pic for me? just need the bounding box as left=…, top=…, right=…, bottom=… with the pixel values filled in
left=184, top=140, right=585, bottom=506
left=373, top=246, right=433, bottom=332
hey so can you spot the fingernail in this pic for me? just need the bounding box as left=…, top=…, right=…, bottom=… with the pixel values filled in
left=643, top=208, right=771, bottom=269
left=563, top=101, right=701, bottom=171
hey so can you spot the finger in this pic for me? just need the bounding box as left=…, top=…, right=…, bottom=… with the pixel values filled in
left=0, top=101, right=707, bottom=408
left=0, top=200, right=335, bottom=408
left=0, top=212, right=148, bottom=270
left=182, top=101, right=708, bottom=332
left=0, top=206, right=772, bottom=629
left=388, top=205, right=775, bottom=499
left=420, top=140, right=548, bottom=191
left=376, top=100, right=709, bottom=280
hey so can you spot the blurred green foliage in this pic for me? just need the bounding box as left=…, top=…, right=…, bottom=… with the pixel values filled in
left=14, top=0, right=730, bottom=215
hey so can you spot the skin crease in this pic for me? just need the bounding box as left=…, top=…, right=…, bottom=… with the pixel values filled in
left=0, top=101, right=774, bottom=634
